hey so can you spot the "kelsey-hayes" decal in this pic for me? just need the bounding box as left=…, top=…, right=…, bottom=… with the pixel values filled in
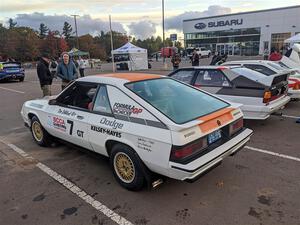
left=113, top=103, right=143, bottom=116
left=91, top=125, right=122, bottom=138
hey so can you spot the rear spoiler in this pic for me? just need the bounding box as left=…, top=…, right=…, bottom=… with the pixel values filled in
left=255, top=71, right=289, bottom=87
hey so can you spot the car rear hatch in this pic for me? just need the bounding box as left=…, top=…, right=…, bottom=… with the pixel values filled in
left=263, top=72, right=289, bottom=104
left=169, top=108, right=245, bottom=164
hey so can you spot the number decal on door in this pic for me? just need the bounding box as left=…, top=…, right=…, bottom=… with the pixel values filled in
left=67, top=120, right=74, bottom=135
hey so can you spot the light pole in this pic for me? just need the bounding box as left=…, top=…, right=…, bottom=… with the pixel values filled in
left=109, top=15, right=115, bottom=72
left=71, top=14, right=80, bottom=49
left=162, top=0, right=166, bottom=68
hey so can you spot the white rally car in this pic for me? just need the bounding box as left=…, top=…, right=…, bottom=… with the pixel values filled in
left=223, top=60, right=300, bottom=99
left=21, top=73, right=253, bottom=191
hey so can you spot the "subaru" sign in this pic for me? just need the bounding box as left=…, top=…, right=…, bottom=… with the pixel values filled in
left=194, top=23, right=206, bottom=30
left=194, top=19, right=243, bottom=30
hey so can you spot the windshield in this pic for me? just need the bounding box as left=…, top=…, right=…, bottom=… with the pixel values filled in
left=126, top=78, right=229, bottom=124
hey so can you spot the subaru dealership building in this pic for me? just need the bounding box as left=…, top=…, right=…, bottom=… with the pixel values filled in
left=183, top=5, right=300, bottom=56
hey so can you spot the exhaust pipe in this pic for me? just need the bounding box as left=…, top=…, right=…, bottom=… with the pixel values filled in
left=152, top=179, right=164, bottom=189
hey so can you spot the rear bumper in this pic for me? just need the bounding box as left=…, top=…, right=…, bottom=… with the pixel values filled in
left=0, top=73, right=25, bottom=80
left=288, top=89, right=300, bottom=99
left=167, top=128, right=253, bottom=181
left=242, top=95, right=291, bottom=120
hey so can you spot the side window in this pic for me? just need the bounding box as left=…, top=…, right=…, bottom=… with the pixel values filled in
left=93, top=86, right=112, bottom=114
left=195, top=70, right=231, bottom=87
left=56, top=82, right=97, bottom=109
left=244, top=64, right=276, bottom=76
left=171, top=70, right=195, bottom=84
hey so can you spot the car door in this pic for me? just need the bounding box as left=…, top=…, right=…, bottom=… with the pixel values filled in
left=47, top=81, right=98, bottom=150
left=87, top=85, right=121, bottom=155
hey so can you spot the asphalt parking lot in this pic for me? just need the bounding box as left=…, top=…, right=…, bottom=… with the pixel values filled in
left=0, top=61, right=300, bottom=225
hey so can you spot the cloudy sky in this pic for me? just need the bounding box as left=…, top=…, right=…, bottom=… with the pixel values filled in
left=0, top=0, right=299, bottom=39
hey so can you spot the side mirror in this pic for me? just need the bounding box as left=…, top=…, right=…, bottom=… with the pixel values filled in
left=48, top=99, right=57, bottom=105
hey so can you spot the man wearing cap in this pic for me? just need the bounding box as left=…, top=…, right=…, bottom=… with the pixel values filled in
left=57, top=52, right=78, bottom=90
left=37, top=53, right=53, bottom=97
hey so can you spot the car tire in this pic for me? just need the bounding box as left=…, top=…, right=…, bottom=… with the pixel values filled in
left=110, top=144, right=145, bottom=191
left=19, top=77, right=24, bottom=82
left=30, top=116, right=53, bottom=147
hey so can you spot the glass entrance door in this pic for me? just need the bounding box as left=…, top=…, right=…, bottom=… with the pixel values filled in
left=216, top=43, right=237, bottom=56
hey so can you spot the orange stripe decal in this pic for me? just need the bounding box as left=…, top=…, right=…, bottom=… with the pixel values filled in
left=98, top=73, right=162, bottom=82
left=198, top=108, right=234, bottom=133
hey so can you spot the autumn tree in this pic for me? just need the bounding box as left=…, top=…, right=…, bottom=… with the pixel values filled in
left=58, top=38, right=68, bottom=55
left=62, top=22, right=72, bottom=40
left=39, top=23, right=49, bottom=39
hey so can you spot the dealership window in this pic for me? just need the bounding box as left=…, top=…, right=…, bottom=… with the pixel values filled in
left=271, top=33, right=291, bottom=52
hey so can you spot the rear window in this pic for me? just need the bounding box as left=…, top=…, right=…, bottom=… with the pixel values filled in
left=170, top=70, right=195, bottom=84
left=244, top=64, right=276, bottom=76
left=126, top=78, right=229, bottom=124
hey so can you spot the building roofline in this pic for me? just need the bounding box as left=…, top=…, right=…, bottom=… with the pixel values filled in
left=183, top=5, right=300, bottom=22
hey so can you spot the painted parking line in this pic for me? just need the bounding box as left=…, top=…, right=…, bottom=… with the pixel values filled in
left=245, top=146, right=300, bottom=162
left=0, top=87, right=25, bottom=94
left=0, top=141, right=133, bottom=225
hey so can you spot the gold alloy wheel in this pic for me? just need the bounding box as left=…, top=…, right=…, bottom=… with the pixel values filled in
left=32, top=121, right=43, bottom=142
left=114, top=152, right=135, bottom=183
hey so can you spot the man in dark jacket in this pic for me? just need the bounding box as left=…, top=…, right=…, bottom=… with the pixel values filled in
left=57, top=52, right=78, bottom=90
left=191, top=49, right=200, bottom=66
left=37, top=53, right=53, bottom=97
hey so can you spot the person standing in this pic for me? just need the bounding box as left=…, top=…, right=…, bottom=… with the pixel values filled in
left=57, top=52, right=78, bottom=90
left=263, top=48, right=269, bottom=60
left=78, top=56, right=85, bottom=77
left=171, top=53, right=181, bottom=70
left=191, top=49, right=200, bottom=66
left=49, top=58, right=58, bottom=78
left=37, top=53, right=53, bottom=97
left=269, top=49, right=282, bottom=61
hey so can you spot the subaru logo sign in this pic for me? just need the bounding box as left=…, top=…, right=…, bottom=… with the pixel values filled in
left=194, top=23, right=206, bottom=29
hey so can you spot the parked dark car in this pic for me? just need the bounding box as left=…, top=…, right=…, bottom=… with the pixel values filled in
left=0, top=62, right=25, bottom=82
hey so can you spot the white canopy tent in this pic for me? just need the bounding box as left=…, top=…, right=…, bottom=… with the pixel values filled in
left=112, top=42, right=148, bottom=71
left=284, top=33, right=300, bottom=44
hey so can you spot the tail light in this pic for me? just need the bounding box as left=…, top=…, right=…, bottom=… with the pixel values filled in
left=263, top=91, right=272, bottom=103
left=170, top=138, right=208, bottom=162
left=293, top=83, right=300, bottom=90
left=229, top=118, right=243, bottom=136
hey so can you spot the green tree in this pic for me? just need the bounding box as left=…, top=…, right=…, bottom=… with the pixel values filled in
left=39, top=23, right=49, bottom=39
left=62, top=21, right=72, bottom=40
left=8, top=18, right=17, bottom=29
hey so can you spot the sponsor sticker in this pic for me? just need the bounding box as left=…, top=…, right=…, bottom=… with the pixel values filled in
left=58, top=108, right=77, bottom=117
left=49, top=116, right=67, bottom=132
left=137, top=138, right=154, bottom=152
left=100, top=117, right=124, bottom=129
left=91, top=125, right=122, bottom=138
left=112, top=103, right=143, bottom=116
